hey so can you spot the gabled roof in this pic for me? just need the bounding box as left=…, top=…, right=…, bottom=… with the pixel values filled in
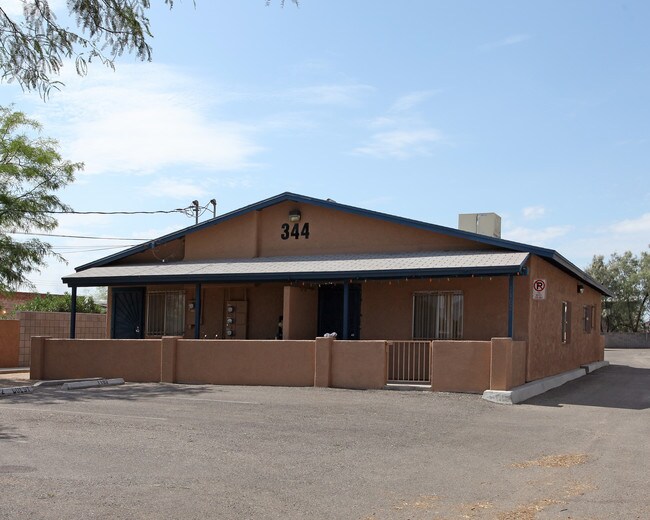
left=69, top=192, right=611, bottom=295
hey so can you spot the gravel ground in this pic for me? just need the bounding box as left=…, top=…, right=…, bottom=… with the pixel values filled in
left=0, top=349, right=648, bottom=520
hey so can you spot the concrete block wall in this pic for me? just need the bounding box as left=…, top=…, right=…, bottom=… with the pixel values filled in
left=18, top=312, right=107, bottom=367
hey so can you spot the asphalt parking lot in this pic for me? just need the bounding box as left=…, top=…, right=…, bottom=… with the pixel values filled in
left=0, top=349, right=648, bottom=520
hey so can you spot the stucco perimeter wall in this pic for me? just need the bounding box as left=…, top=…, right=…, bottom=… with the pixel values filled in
left=174, top=340, right=314, bottom=386
left=31, top=338, right=161, bottom=381
left=331, top=341, right=387, bottom=389
left=0, top=320, right=19, bottom=367
left=527, top=256, right=604, bottom=381
left=32, top=337, right=387, bottom=390
left=431, top=341, right=492, bottom=393
left=18, top=311, right=107, bottom=367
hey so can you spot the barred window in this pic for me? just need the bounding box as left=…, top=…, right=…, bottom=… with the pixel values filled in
left=413, top=291, right=463, bottom=340
left=562, top=301, right=571, bottom=343
left=583, top=305, right=594, bottom=334
left=146, top=290, right=185, bottom=336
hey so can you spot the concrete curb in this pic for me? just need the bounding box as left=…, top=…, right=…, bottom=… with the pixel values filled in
left=582, top=360, right=609, bottom=374
left=384, top=383, right=430, bottom=391
left=0, top=386, right=34, bottom=396
left=482, top=361, right=610, bottom=405
left=33, top=377, right=104, bottom=388
left=61, top=378, right=125, bottom=390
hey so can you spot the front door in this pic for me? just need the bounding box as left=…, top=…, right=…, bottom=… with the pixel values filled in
left=317, top=284, right=361, bottom=339
left=111, top=288, right=145, bottom=339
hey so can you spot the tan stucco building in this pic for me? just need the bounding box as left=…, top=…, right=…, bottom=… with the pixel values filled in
left=62, top=192, right=609, bottom=385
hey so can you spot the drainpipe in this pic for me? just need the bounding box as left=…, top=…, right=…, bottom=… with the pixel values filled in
left=194, top=283, right=202, bottom=339
left=507, top=275, right=514, bottom=338
left=70, top=286, right=77, bottom=339
left=342, top=281, right=350, bottom=340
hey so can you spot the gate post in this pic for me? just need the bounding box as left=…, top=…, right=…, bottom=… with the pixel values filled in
left=314, top=336, right=333, bottom=387
left=161, top=336, right=180, bottom=383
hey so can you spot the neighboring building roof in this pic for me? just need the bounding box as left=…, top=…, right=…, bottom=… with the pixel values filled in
left=62, top=250, right=530, bottom=287
left=66, top=192, right=611, bottom=295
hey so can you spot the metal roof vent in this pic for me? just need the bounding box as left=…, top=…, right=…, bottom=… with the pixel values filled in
left=458, top=213, right=502, bottom=238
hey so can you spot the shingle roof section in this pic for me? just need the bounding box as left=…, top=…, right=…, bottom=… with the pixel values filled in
left=63, top=250, right=529, bottom=286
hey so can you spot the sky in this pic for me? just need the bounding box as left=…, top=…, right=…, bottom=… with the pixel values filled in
left=1, top=0, right=649, bottom=295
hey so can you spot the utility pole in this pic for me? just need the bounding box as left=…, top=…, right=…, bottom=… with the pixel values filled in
left=192, top=200, right=199, bottom=225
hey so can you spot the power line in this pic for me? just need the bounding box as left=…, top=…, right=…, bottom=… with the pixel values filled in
left=9, top=231, right=151, bottom=241
left=41, top=207, right=193, bottom=216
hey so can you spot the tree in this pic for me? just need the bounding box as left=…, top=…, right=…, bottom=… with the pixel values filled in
left=14, top=292, right=105, bottom=314
left=1, top=1, right=297, bottom=98
left=586, top=249, right=650, bottom=332
left=0, top=106, right=82, bottom=292
left=0, top=0, right=176, bottom=98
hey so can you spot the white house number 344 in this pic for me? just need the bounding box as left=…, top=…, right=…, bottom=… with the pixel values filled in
left=280, top=222, right=310, bottom=240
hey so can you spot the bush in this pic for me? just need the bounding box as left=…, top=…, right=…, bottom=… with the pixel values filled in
left=14, top=293, right=105, bottom=314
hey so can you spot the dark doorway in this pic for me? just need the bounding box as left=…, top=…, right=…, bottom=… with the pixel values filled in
left=317, top=283, right=361, bottom=339
left=111, top=288, right=145, bottom=339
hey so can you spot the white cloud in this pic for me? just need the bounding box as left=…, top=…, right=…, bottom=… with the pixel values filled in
left=354, top=89, right=445, bottom=159
left=143, top=178, right=208, bottom=200
left=353, top=129, right=443, bottom=159
left=609, top=213, right=650, bottom=234
left=479, top=34, right=531, bottom=52
left=522, top=206, right=546, bottom=220
left=34, top=63, right=264, bottom=175
left=289, top=84, right=374, bottom=106
left=503, top=225, right=572, bottom=245
left=389, top=90, right=440, bottom=113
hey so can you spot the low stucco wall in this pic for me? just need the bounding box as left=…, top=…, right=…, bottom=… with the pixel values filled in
left=331, top=341, right=387, bottom=389
left=31, top=338, right=160, bottom=381
left=175, top=339, right=314, bottom=386
left=604, top=332, right=650, bottom=349
left=0, top=320, right=19, bottom=367
left=31, top=336, right=388, bottom=390
left=431, top=341, right=492, bottom=393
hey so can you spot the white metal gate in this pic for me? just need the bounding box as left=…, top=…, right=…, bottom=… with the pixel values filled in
left=387, top=341, right=431, bottom=383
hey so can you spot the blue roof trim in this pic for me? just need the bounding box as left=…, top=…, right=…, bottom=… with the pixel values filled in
left=72, top=192, right=611, bottom=296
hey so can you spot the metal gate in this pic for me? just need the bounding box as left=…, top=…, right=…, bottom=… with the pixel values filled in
left=387, top=341, right=431, bottom=383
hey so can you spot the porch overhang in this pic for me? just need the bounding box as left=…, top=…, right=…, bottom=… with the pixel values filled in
left=62, top=250, right=530, bottom=288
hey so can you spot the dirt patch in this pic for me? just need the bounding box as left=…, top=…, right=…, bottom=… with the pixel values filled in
left=511, top=454, right=589, bottom=469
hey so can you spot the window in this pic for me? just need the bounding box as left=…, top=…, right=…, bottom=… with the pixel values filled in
left=413, top=291, right=463, bottom=340
left=583, top=305, right=594, bottom=334
left=146, top=290, right=185, bottom=336
left=561, top=301, right=571, bottom=343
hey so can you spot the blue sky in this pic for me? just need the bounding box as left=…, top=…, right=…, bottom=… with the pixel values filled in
left=2, top=1, right=649, bottom=294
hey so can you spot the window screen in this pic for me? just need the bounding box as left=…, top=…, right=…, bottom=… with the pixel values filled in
left=413, top=291, right=463, bottom=340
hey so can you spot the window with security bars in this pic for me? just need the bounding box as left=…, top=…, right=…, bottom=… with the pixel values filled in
left=412, top=291, right=463, bottom=340
left=146, top=290, right=185, bottom=336
left=583, top=305, right=594, bottom=334
left=562, top=301, right=571, bottom=343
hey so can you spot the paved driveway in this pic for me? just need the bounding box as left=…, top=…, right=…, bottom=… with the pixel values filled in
left=0, top=349, right=648, bottom=519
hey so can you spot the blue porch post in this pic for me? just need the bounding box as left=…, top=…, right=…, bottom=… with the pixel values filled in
left=342, top=280, right=350, bottom=340
left=70, top=286, right=77, bottom=339
left=507, top=275, right=514, bottom=338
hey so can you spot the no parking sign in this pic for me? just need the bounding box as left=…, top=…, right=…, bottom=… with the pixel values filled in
left=532, top=279, right=547, bottom=300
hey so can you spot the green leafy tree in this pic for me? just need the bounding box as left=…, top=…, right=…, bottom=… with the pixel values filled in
left=1, top=1, right=297, bottom=98
left=0, top=106, right=82, bottom=292
left=586, top=249, right=650, bottom=332
left=14, top=292, right=105, bottom=314
left=0, top=0, right=175, bottom=97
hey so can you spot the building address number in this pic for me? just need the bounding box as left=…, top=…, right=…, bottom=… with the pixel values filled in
left=281, top=222, right=310, bottom=240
